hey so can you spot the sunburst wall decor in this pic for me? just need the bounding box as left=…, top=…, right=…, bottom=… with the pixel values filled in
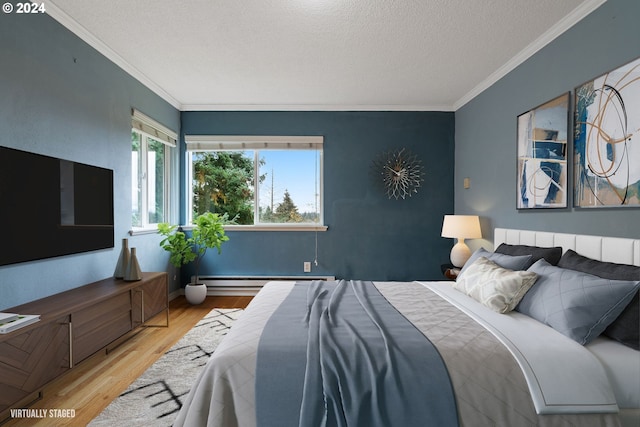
left=372, top=148, right=425, bottom=200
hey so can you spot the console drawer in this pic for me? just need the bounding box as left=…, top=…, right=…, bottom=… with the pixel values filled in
left=72, top=292, right=132, bottom=363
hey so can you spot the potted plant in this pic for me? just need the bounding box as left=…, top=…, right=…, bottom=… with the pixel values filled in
left=158, top=212, right=230, bottom=304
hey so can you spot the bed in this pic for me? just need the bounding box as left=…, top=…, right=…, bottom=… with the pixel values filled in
left=174, top=228, right=640, bottom=427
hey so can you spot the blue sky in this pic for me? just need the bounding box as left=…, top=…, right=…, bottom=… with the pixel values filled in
left=257, top=150, right=320, bottom=214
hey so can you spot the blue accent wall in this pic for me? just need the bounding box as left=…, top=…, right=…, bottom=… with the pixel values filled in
left=455, top=0, right=640, bottom=245
left=181, top=111, right=455, bottom=282
left=0, top=5, right=180, bottom=309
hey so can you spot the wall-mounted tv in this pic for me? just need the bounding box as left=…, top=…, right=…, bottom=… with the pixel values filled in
left=0, top=146, right=114, bottom=267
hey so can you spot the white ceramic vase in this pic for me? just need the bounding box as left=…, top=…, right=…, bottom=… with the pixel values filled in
left=185, top=283, right=207, bottom=305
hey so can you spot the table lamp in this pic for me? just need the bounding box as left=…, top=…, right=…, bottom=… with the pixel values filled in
left=441, top=215, right=482, bottom=267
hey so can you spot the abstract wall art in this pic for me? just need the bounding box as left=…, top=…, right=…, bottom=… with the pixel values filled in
left=574, top=57, right=640, bottom=208
left=517, top=93, right=570, bottom=209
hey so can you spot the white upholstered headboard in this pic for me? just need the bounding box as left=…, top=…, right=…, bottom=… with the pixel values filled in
left=494, top=228, right=640, bottom=267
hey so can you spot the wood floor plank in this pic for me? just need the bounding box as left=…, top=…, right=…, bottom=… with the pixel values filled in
left=2, top=295, right=252, bottom=427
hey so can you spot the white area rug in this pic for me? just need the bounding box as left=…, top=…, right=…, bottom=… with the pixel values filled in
left=89, top=308, right=243, bottom=427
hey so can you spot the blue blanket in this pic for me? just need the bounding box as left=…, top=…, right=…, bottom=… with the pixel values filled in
left=255, top=280, right=459, bottom=427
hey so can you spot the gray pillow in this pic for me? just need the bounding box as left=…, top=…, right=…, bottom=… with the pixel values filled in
left=495, top=243, right=562, bottom=267
left=459, top=247, right=532, bottom=277
left=558, top=249, right=640, bottom=350
left=517, top=259, right=640, bottom=345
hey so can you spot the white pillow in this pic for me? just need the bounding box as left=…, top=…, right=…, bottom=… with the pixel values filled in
left=455, top=256, right=538, bottom=313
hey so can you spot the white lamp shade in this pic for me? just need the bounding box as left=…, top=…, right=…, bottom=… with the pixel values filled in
left=441, top=215, right=482, bottom=239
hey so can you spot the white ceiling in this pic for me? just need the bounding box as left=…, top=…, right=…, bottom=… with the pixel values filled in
left=46, top=0, right=603, bottom=111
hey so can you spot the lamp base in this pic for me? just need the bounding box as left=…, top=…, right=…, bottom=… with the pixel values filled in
left=450, top=240, right=471, bottom=268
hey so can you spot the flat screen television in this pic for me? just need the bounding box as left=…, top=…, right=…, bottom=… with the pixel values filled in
left=0, top=146, right=114, bottom=267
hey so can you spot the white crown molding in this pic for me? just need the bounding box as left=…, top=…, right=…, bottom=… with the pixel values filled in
left=44, top=2, right=182, bottom=110
left=44, top=2, right=451, bottom=113
left=453, top=0, right=607, bottom=110
left=180, top=103, right=455, bottom=112
left=44, top=0, right=605, bottom=113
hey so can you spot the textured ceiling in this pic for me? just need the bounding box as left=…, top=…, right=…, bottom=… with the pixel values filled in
left=46, top=0, right=601, bottom=111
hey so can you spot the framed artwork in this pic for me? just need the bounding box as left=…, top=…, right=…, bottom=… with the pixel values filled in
left=517, top=92, right=570, bottom=209
left=573, top=57, right=640, bottom=207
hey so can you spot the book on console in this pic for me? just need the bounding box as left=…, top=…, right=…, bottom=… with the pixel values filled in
left=0, top=314, right=41, bottom=334
left=0, top=312, right=20, bottom=323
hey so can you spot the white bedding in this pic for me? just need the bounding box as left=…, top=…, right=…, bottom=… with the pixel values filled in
left=174, top=281, right=293, bottom=427
left=175, top=280, right=632, bottom=427
left=586, top=336, right=640, bottom=409
left=421, top=281, right=618, bottom=414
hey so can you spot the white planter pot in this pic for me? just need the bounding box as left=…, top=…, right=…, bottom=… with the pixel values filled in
left=185, top=283, right=207, bottom=305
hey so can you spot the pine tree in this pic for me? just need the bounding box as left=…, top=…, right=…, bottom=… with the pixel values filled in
left=192, top=152, right=255, bottom=224
left=274, top=190, right=303, bottom=223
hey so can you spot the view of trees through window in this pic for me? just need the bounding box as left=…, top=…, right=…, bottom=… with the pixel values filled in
left=191, top=150, right=321, bottom=225
left=192, top=152, right=258, bottom=224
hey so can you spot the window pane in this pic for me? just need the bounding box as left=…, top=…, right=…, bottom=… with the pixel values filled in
left=131, top=131, right=142, bottom=227
left=147, top=137, right=166, bottom=224
left=191, top=151, right=255, bottom=224
left=258, top=150, right=320, bottom=224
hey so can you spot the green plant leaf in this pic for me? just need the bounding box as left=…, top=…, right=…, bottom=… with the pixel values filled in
left=156, top=213, right=230, bottom=279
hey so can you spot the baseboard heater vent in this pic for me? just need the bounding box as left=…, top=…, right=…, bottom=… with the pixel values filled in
left=194, top=275, right=336, bottom=296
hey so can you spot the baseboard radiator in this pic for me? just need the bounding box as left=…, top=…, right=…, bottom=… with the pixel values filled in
left=194, top=275, right=336, bottom=296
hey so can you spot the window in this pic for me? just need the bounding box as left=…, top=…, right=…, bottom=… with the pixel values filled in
left=185, top=135, right=323, bottom=228
left=131, top=109, right=177, bottom=230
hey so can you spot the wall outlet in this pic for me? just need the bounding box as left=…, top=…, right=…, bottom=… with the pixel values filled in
left=303, top=261, right=311, bottom=272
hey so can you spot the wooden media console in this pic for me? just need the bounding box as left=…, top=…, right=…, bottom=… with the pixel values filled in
left=0, top=272, right=168, bottom=420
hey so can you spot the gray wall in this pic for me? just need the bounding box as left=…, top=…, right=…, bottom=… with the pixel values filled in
left=455, top=0, right=640, bottom=247
left=0, top=6, right=180, bottom=309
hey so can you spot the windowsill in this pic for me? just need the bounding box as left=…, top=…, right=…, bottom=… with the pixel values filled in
left=129, top=224, right=328, bottom=235
left=129, top=227, right=159, bottom=236
left=223, top=224, right=328, bottom=232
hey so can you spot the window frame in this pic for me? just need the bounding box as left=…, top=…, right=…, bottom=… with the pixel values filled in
left=185, top=135, right=326, bottom=231
left=130, top=109, right=177, bottom=233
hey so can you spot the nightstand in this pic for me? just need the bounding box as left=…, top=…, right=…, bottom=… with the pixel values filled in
left=440, top=264, right=460, bottom=280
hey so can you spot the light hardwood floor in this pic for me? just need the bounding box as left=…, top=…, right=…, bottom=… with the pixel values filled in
left=3, top=295, right=252, bottom=427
